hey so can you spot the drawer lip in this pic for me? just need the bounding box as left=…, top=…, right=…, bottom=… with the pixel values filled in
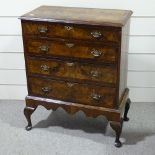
left=22, top=35, right=121, bottom=47
left=28, top=74, right=116, bottom=88
left=26, top=54, right=117, bottom=66
left=26, top=56, right=117, bottom=86
left=26, top=56, right=117, bottom=67
left=21, top=19, right=122, bottom=30
left=23, top=35, right=120, bottom=47
left=28, top=76, right=117, bottom=108
left=21, top=20, right=121, bottom=44
left=24, top=37, right=119, bottom=64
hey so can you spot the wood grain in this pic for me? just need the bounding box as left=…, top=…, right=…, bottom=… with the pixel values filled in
left=21, top=6, right=132, bottom=146
left=26, top=95, right=121, bottom=122
left=20, top=6, right=132, bottom=27
left=28, top=77, right=116, bottom=108
left=22, top=21, right=121, bottom=43
left=27, top=57, right=117, bottom=85
left=25, top=38, right=118, bottom=63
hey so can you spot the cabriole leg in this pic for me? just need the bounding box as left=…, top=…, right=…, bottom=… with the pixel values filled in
left=24, top=106, right=37, bottom=131
left=124, top=98, right=131, bottom=121
left=110, top=120, right=123, bottom=147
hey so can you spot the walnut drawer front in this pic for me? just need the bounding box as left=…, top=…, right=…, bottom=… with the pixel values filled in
left=22, top=21, right=121, bottom=43
left=27, top=57, right=117, bottom=85
left=28, top=77, right=116, bottom=108
left=26, top=39, right=117, bottom=63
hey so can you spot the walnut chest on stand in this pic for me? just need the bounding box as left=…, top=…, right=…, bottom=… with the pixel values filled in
left=20, top=6, right=132, bottom=147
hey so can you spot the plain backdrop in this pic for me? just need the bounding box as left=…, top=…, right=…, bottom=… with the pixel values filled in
left=0, top=0, right=155, bottom=102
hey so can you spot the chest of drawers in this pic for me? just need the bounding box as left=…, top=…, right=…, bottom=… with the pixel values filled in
left=20, top=6, right=132, bottom=147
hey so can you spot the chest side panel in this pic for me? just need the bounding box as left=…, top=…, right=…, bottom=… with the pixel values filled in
left=119, top=19, right=130, bottom=103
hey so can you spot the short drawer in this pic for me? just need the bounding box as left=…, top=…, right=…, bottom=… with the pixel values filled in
left=26, top=39, right=117, bottom=63
left=28, top=77, right=116, bottom=108
left=22, top=21, right=121, bottom=43
left=27, top=57, right=117, bottom=85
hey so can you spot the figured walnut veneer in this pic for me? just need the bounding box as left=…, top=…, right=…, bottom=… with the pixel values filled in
left=20, top=6, right=132, bottom=147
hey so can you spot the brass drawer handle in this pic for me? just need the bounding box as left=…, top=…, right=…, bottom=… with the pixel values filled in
left=66, top=82, right=75, bottom=87
left=41, top=64, right=59, bottom=72
left=91, top=49, right=103, bottom=57
left=40, top=65, right=50, bottom=72
left=65, top=43, right=75, bottom=48
left=66, top=62, right=75, bottom=67
left=42, top=87, right=50, bottom=94
left=38, top=26, right=48, bottom=34
left=39, top=45, right=49, bottom=53
left=91, top=93, right=102, bottom=101
left=91, top=31, right=102, bottom=38
left=90, top=70, right=99, bottom=78
left=64, top=25, right=73, bottom=31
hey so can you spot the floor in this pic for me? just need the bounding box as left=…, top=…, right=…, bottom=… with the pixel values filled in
left=0, top=100, right=155, bottom=155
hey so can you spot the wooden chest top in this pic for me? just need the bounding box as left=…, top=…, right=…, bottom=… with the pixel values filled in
left=20, top=5, right=132, bottom=27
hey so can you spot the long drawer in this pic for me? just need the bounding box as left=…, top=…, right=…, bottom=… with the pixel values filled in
left=22, top=21, right=121, bottom=43
left=25, top=39, right=118, bottom=63
left=28, top=77, right=116, bottom=108
left=27, top=57, right=117, bottom=85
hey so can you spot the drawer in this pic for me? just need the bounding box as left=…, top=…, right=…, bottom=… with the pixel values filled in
left=27, top=57, right=117, bottom=85
left=29, top=77, right=116, bottom=108
left=22, top=21, right=121, bottom=43
left=26, top=39, right=117, bottom=63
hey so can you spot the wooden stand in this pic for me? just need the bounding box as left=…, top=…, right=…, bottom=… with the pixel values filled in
left=24, top=88, right=131, bottom=147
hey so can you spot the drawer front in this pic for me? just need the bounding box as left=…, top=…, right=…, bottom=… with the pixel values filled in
left=27, top=58, right=117, bottom=84
left=22, top=22, right=120, bottom=43
left=29, top=77, right=116, bottom=108
left=26, top=39, right=117, bottom=63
